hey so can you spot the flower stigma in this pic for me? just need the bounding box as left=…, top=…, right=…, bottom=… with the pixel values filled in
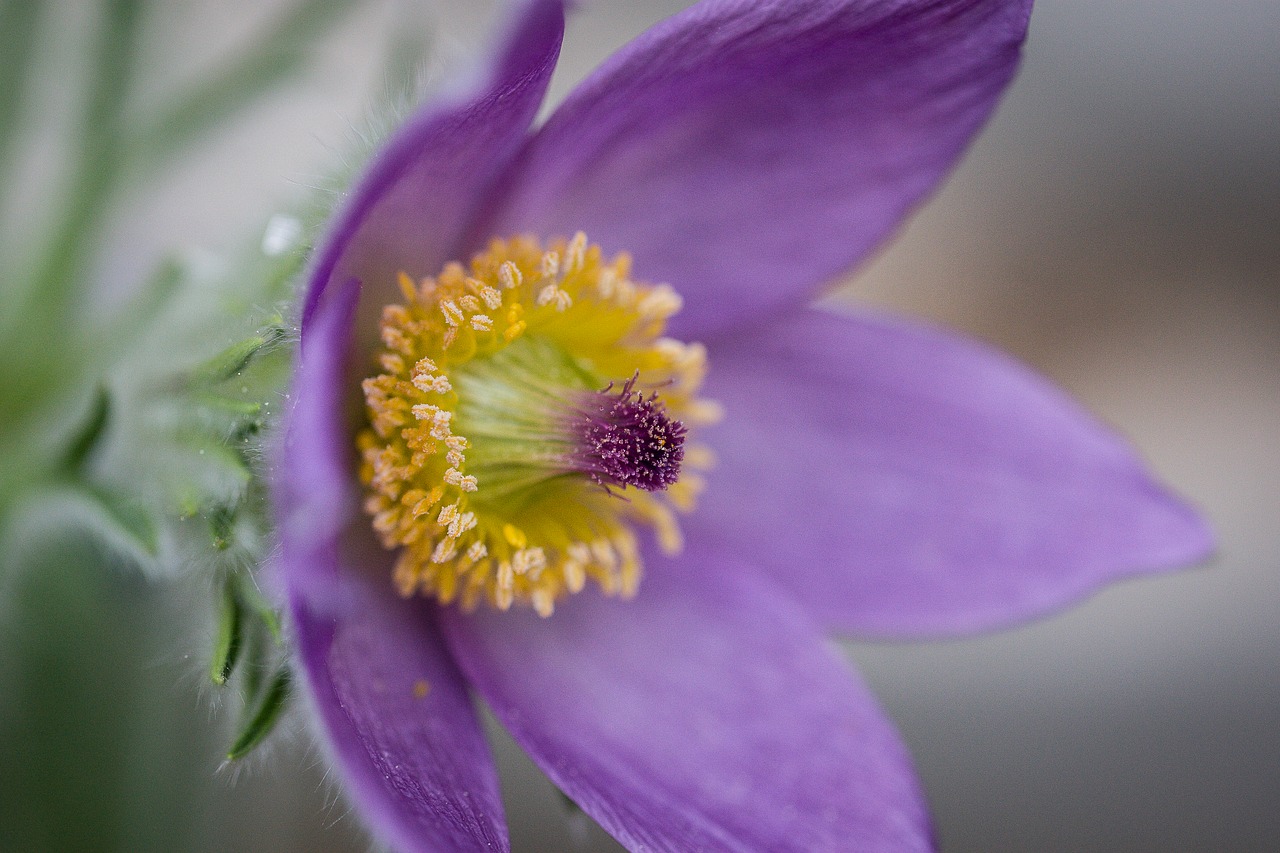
left=359, top=234, right=720, bottom=616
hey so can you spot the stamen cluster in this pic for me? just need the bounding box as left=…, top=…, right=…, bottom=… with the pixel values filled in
left=358, top=234, right=719, bottom=616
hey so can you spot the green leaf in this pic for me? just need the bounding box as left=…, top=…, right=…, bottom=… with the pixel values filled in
left=192, top=393, right=263, bottom=418
left=190, top=335, right=272, bottom=384
left=208, top=503, right=236, bottom=551
left=0, top=0, right=43, bottom=184
left=187, top=321, right=288, bottom=385
left=128, top=0, right=366, bottom=169
left=226, top=666, right=292, bottom=761
left=80, top=484, right=160, bottom=561
left=236, top=577, right=283, bottom=643
left=8, top=485, right=162, bottom=576
left=18, top=0, right=145, bottom=333
left=61, top=385, right=111, bottom=472
left=210, top=578, right=243, bottom=686
left=161, top=440, right=253, bottom=524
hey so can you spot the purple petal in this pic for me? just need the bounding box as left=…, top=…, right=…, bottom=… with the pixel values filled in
left=695, top=308, right=1214, bottom=637
left=442, top=548, right=932, bottom=852
left=481, top=0, right=1032, bottom=339
left=289, top=569, right=508, bottom=853
left=274, top=277, right=361, bottom=611
left=302, top=0, right=565, bottom=331
left=275, top=286, right=508, bottom=852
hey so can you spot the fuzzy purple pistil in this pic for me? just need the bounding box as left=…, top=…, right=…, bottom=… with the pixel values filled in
left=577, top=376, right=686, bottom=492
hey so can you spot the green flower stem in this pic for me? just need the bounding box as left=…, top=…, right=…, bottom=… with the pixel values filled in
left=1, top=4, right=140, bottom=484
left=19, top=0, right=144, bottom=335
left=0, top=0, right=42, bottom=193
left=125, top=0, right=363, bottom=172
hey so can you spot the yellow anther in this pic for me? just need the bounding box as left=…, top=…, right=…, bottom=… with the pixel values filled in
left=512, top=547, right=546, bottom=577
left=494, top=585, right=514, bottom=611
left=447, top=511, right=477, bottom=539
left=536, top=284, right=573, bottom=311
left=639, top=285, right=682, bottom=319
left=540, top=251, right=560, bottom=279
left=495, top=563, right=515, bottom=610
left=502, top=523, right=527, bottom=549
left=397, top=271, right=418, bottom=302
left=429, top=411, right=453, bottom=440
left=562, top=558, right=586, bottom=593
left=443, top=468, right=478, bottom=492
left=531, top=588, right=555, bottom=617
left=412, top=371, right=451, bottom=394
left=591, top=539, right=618, bottom=569
left=652, top=505, right=683, bottom=554
left=381, top=326, right=414, bottom=356
left=498, top=260, right=521, bottom=290
left=595, top=268, right=618, bottom=299
left=502, top=302, right=528, bottom=341
left=440, top=299, right=463, bottom=326
left=685, top=399, right=726, bottom=426
left=431, top=539, right=459, bottom=563
left=410, top=492, right=440, bottom=518
left=565, top=231, right=587, bottom=272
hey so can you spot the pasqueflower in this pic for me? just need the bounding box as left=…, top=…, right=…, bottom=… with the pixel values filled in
left=273, top=1, right=1211, bottom=850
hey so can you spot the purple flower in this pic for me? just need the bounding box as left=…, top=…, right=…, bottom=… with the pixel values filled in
left=273, top=1, right=1211, bottom=850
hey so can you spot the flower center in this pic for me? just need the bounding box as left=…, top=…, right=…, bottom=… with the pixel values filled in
left=359, top=234, right=718, bottom=616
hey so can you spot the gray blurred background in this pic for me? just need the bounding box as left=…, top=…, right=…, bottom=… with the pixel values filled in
left=3, top=1, right=1277, bottom=851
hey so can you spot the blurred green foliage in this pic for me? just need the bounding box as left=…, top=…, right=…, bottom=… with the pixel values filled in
left=0, top=0, right=429, bottom=849
left=0, top=541, right=214, bottom=852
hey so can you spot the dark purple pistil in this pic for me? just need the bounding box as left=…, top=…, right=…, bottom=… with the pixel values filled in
left=578, top=376, right=686, bottom=492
